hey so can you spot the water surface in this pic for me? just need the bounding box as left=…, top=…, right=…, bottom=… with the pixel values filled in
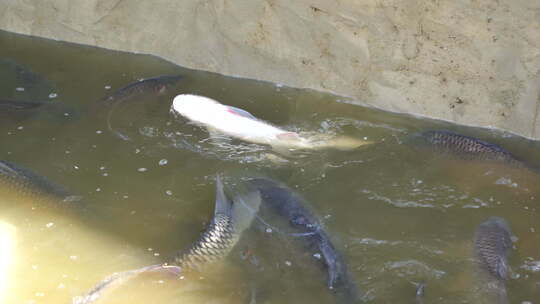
left=1, top=30, right=540, bottom=303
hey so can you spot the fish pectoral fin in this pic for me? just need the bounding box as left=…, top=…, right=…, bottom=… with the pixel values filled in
left=496, top=257, right=509, bottom=279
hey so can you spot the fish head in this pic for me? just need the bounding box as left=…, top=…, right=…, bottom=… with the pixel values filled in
left=154, top=75, right=183, bottom=95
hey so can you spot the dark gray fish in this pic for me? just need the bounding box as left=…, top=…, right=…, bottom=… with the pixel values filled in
left=99, top=75, right=183, bottom=140
left=0, top=58, right=56, bottom=100
left=0, top=99, right=44, bottom=111
left=0, top=99, right=79, bottom=122
left=100, top=75, right=183, bottom=104
left=73, top=175, right=260, bottom=304
left=408, top=130, right=531, bottom=168
left=0, top=160, right=80, bottom=206
left=474, top=217, right=512, bottom=304
left=248, top=177, right=362, bottom=303
left=475, top=217, right=512, bottom=280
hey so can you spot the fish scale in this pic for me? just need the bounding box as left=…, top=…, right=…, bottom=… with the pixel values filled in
left=172, top=215, right=237, bottom=269
left=414, top=130, right=530, bottom=168
left=475, top=217, right=512, bottom=280
left=171, top=213, right=238, bottom=270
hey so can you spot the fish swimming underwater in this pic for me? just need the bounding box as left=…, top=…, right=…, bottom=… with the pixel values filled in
left=0, top=58, right=56, bottom=100
left=0, top=99, right=79, bottom=122
left=408, top=130, right=533, bottom=168
left=99, top=75, right=183, bottom=140
left=171, top=94, right=371, bottom=153
left=474, top=217, right=513, bottom=304
left=247, top=177, right=362, bottom=303
left=0, top=160, right=80, bottom=207
left=73, top=175, right=261, bottom=304
left=100, top=75, right=183, bottom=105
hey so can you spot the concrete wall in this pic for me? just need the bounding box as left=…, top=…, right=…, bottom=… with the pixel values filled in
left=1, top=0, right=539, bottom=138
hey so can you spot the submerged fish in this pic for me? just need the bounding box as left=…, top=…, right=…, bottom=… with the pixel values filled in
left=248, top=177, right=362, bottom=303
left=100, top=75, right=183, bottom=104
left=409, top=130, right=531, bottom=168
left=0, top=58, right=56, bottom=100
left=171, top=94, right=371, bottom=152
left=0, top=160, right=80, bottom=206
left=0, top=99, right=78, bottom=121
left=73, top=175, right=261, bottom=304
left=474, top=217, right=512, bottom=303
left=99, top=75, right=183, bottom=140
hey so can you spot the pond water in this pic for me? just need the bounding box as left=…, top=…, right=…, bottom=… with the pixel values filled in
left=1, top=29, right=539, bottom=304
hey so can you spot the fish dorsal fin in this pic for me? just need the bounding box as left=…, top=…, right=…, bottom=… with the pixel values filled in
left=214, top=175, right=232, bottom=216
left=231, top=190, right=261, bottom=234
left=226, top=106, right=257, bottom=120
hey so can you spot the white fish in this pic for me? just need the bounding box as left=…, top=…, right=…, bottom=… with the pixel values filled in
left=171, top=94, right=371, bottom=151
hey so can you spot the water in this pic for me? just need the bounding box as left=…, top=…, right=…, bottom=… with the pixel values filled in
left=1, top=29, right=540, bottom=303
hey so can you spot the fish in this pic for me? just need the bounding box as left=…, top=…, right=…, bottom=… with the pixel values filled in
left=0, top=160, right=81, bottom=206
left=100, top=75, right=183, bottom=105
left=0, top=58, right=56, bottom=100
left=0, top=99, right=44, bottom=111
left=168, top=175, right=261, bottom=270
left=247, top=177, right=362, bottom=303
left=0, top=99, right=79, bottom=122
left=99, top=75, right=183, bottom=140
left=73, top=175, right=261, bottom=304
left=408, top=130, right=531, bottom=168
left=171, top=94, right=371, bottom=152
left=474, top=217, right=513, bottom=304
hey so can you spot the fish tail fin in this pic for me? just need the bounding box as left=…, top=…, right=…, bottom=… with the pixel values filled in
left=214, top=174, right=232, bottom=216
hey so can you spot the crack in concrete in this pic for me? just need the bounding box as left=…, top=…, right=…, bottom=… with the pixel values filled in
left=93, top=0, right=126, bottom=25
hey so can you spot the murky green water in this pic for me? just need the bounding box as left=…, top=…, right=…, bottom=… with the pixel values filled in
left=1, top=29, right=540, bottom=304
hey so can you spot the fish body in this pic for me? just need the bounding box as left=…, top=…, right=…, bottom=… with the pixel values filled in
left=74, top=175, right=260, bottom=304
left=99, top=75, right=183, bottom=140
left=0, top=99, right=44, bottom=111
left=474, top=217, right=512, bottom=304
left=248, top=177, right=361, bottom=302
left=171, top=94, right=369, bottom=151
left=0, top=160, right=79, bottom=206
left=0, top=99, right=79, bottom=122
left=410, top=130, right=526, bottom=167
left=475, top=217, right=512, bottom=280
left=170, top=175, right=261, bottom=270
left=100, top=75, right=183, bottom=104
left=0, top=58, right=55, bottom=100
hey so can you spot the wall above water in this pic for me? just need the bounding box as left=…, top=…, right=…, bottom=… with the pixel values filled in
left=1, top=0, right=539, bottom=139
